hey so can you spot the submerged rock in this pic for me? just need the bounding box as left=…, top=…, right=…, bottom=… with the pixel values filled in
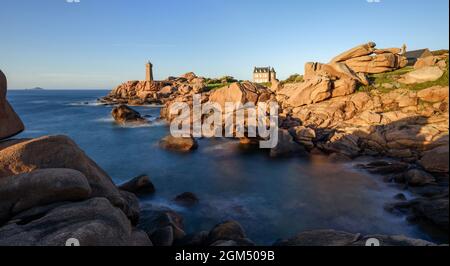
left=138, top=204, right=186, bottom=246
left=358, top=160, right=409, bottom=175
left=119, top=175, right=155, bottom=196
left=159, top=135, right=198, bottom=152
left=404, top=169, right=436, bottom=187
left=273, top=229, right=436, bottom=246
left=174, top=192, right=199, bottom=207
left=206, top=220, right=254, bottom=246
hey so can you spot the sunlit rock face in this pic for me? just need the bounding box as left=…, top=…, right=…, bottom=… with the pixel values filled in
left=0, top=70, right=25, bottom=140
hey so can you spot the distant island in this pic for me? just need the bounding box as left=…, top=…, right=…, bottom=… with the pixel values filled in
left=25, top=87, right=45, bottom=90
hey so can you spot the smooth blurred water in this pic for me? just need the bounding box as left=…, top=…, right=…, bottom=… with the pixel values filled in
left=6, top=90, right=438, bottom=245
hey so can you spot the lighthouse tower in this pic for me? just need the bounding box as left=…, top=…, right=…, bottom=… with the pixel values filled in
left=145, top=61, right=153, bottom=81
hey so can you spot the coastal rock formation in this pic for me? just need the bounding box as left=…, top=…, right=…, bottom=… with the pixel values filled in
left=331, top=42, right=408, bottom=74
left=0, top=138, right=151, bottom=245
left=0, top=198, right=151, bottom=246
left=111, top=105, right=148, bottom=125
left=100, top=72, right=207, bottom=105
left=209, top=81, right=274, bottom=108
left=282, top=86, right=449, bottom=163
left=0, top=135, right=141, bottom=223
left=0, top=70, right=25, bottom=140
left=0, top=168, right=91, bottom=224
left=273, top=229, right=436, bottom=246
left=279, top=43, right=407, bottom=108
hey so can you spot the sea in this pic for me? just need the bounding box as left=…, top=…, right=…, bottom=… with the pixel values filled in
left=6, top=89, right=444, bottom=245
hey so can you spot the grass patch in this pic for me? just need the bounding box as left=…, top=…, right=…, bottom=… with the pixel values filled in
left=205, top=83, right=230, bottom=91
left=282, top=74, right=304, bottom=84
left=357, top=58, right=449, bottom=93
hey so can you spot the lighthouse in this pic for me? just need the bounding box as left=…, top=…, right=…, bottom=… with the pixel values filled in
left=145, top=61, right=153, bottom=81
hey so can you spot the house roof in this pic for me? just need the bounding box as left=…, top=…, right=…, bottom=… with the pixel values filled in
left=404, top=49, right=432, bottom=59
left=254, top=67, right=275, bottom=73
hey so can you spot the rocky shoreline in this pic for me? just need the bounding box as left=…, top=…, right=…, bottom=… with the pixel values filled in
left=0, top=42, right=448, bottom=246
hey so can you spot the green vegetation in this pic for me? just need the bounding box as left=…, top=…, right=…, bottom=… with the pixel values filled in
left=205, top=83, right=230, bottom=91
left=282, top=74, right=304, bottom=84
left=205, top=76, right=237, bottom=85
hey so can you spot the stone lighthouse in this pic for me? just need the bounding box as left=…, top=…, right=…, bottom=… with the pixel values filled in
left=145, top=61, right=153, bottom=81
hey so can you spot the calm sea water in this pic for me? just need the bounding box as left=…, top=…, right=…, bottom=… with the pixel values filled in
left=6, top=90, right=438, bottom=244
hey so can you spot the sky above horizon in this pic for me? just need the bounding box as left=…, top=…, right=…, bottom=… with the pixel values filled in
left=1, top=0, right=449, bottom=90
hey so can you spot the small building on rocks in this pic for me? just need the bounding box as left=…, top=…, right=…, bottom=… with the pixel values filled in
left=404, top=49, right=433, bottom=66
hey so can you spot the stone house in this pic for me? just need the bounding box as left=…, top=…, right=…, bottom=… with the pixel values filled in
left=404, top=49, right=433, bottom=66
left=253, top=67, right=276, bottom=83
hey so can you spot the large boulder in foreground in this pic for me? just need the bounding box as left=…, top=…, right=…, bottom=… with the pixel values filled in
left=0, top=135, right=131, bottom=217
left=0, top=168, right=91, bottom=224
left=0, top=70, right=25, bottom=140
left=159, top=135, right=198, bottom=152
left=273, top=229, right=435, bottom=246
left=111, top=105, right=147, bottom=125
left=0, top=198, right=151, bottom=246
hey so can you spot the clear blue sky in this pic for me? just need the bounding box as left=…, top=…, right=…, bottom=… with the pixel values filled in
left=1, top=0, right=448, bottom=89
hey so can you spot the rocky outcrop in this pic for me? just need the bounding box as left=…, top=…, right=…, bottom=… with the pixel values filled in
left=0, top=136, right=127, bottom=211
left=282, top=86, right=449, bottom=163
left=111, top=105, right=147, bottom=125
left=0, top=198, right=151, bottom=246
left=0, top=139, right=151, bottom=245
left=0, top=168, right=91, bottom=224
left=273, top=229, right=436, bottom=246
left=331, top=42, right=408, bottom=74
left=278, top=43, right=407, bottom=108
left=0, top=70, right=25, bottom=140
left=209, top=81, right=274, bottom=108
left=100, top=73, right=207, bottom=105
